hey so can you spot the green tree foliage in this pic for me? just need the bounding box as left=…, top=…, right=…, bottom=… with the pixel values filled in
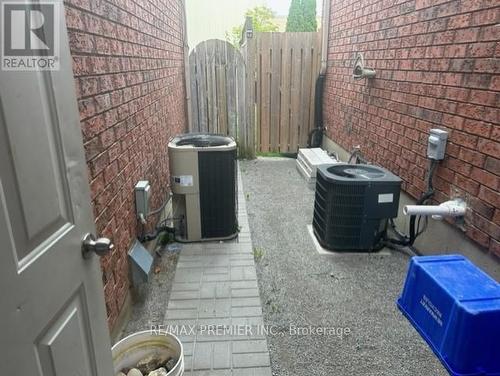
left=286, top=0, right=303, bottom=32
left=226, top=6, right=279, bottom=47
left=302, top=0, right=318, bottom=31
left=286, top=0, right=317, bottom=32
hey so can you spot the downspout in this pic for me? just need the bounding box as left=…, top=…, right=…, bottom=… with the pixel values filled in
left=320, top=0, right=330, bottom=75
left=181, top=0, right=193, bottom=132
left=308, top=0, right=330, bottom=148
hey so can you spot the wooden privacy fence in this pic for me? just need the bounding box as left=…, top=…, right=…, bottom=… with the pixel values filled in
left=189, top=39, right=250, bottom=154
left=188, top=32, right=322, bottom=156
left=251, top=32, right=322, bottom=153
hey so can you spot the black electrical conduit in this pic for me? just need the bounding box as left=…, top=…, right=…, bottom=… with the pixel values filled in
left=305, top=68, right=438, bottom=252
left=344, top=148, right=439, bottom=253
left=138, top=193, right=178, bottom=243
left=146, top=187, right=171, bottom=218
left=307, top=73, right=326, bottom=148
left=382, top=159, right=439, bottom=251
left=313, top=134, right=439, bottom=254
left=139, top=223, right=175, bottom=243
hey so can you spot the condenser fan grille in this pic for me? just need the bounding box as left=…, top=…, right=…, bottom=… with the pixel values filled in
left=174, top=134, right=233, bottom=147
left=327, top=165, right=386, bottom=180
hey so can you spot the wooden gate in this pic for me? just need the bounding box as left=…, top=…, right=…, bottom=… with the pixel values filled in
left=189, top=33, right=322, bottom=157
left=250, top=32, right=321, bottom=153
left=189, top=40, right=249, bottom=154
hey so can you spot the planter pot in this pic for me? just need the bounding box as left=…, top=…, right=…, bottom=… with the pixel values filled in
left=112, top=330, right=184, bottom=376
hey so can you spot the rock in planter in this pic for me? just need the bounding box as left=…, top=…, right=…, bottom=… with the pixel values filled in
left=136, top=353, right=170, bottom=375
left=126, top=369, right=143, bottom=376
left=165, top=358, right=177, bottom=371
left=148, top=368, right=168, bottom=376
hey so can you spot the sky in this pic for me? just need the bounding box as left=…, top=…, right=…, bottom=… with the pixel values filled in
left=186, top=0, right=323, bottom=49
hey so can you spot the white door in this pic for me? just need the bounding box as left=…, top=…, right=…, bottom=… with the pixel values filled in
left=0, top=2, right=115, bottom=375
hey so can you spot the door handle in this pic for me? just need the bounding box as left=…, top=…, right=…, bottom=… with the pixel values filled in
left=82, top=233, right=114, bottom=259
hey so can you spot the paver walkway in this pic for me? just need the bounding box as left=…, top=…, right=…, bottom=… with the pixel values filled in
left=164, top=168, right=272, bottom=376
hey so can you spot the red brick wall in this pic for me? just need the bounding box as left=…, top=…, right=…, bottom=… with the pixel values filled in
left=324, top=0, right=499, bottom=256
left=64, top=0, right=187, bottom=328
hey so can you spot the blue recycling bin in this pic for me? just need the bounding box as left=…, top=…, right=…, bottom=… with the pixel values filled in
left=397, top=255, right=500, bottom=376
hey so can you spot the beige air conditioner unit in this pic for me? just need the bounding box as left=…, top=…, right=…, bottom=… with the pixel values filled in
left=168, top=133, right=238, bottom=242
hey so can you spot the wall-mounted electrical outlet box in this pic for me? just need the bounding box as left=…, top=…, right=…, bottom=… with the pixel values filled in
left=427, top=129, right=448, bottom=160
left=135, top=180, right=151, bottom=218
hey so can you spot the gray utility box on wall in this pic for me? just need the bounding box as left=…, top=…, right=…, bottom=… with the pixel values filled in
left=427, top=128, right=448, bottom=161
left=168, top=133, right=238, bottom=242
left=134, top=180, right=151, bottom=218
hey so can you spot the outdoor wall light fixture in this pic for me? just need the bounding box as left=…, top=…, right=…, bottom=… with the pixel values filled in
left=242, top=16, right=254, bottom=43
left=353, top=53, right=376, bottom=80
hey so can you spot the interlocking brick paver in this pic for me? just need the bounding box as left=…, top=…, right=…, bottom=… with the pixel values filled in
left=232, top=339, right=269, bottom=354
left=193, top=342, right=212, bottom=370
left=168, top=300, right=199, bottom=309
left=232, top=367, right=272, bottom=376
left=230, top=297, right=261, bottom=307
left=170, top=290, right=199, bottom=300
left=231, top=288, right=260, bottom=298
left=230, top=281, right=258, bottom=289
left=165, top=167, right=271, bottom=375
left=231, top=307, right=262, bottom=318
left=166, top=309, right=199, bottom=319
left=213, top=342, right=231, bottom=369
left=232, top=353, right=271, bottom=368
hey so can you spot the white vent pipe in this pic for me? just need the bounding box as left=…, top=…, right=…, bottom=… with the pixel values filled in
left=403, top=199, right=466, bottom=220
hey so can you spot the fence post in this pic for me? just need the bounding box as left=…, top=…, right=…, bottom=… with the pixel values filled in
left=240, top=17, right=256, bottom=159
left=181, top=0, right=193, bottom=132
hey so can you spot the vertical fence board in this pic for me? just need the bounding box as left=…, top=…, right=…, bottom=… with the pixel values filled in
left=270, top=33, right=281, bottom=152
left=252, top=32, right=321, bottom=153
left=242, top=35, right=256, bottom=159
left=260, top=33, right=271, bottom=152
left=279, top=34, right=291, bottom=152
left=226, top=45, right=236, bottom=137
left=196, top=42, right=208, bottom=132
left=216, top=64, right=228, bottom=134
left=189, top=52, right=199, bottom=131
left=289, top=34, right=302, bottom=152
left=189, top=39, right=246, bottom=153
left=208, top=45, right=217, bottom=133
left=255, top=35, right=262, bottom=153
left=235, top=52, right=246, bottom=153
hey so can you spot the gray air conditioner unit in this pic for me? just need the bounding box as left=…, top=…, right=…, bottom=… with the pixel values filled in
left=313, top=164, right=402, bottom=251
left=168, top=133, right=238, bottom=242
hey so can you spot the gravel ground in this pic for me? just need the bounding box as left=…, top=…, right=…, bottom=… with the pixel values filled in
left=119, top=244, right=181, bottom=340
left=240, top=157, right=448, bottom=376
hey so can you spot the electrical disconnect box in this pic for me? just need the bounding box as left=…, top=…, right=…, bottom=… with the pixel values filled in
left=134, top=180, right=151, bottom=218
left=427, top=129, right=448, bottom=160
